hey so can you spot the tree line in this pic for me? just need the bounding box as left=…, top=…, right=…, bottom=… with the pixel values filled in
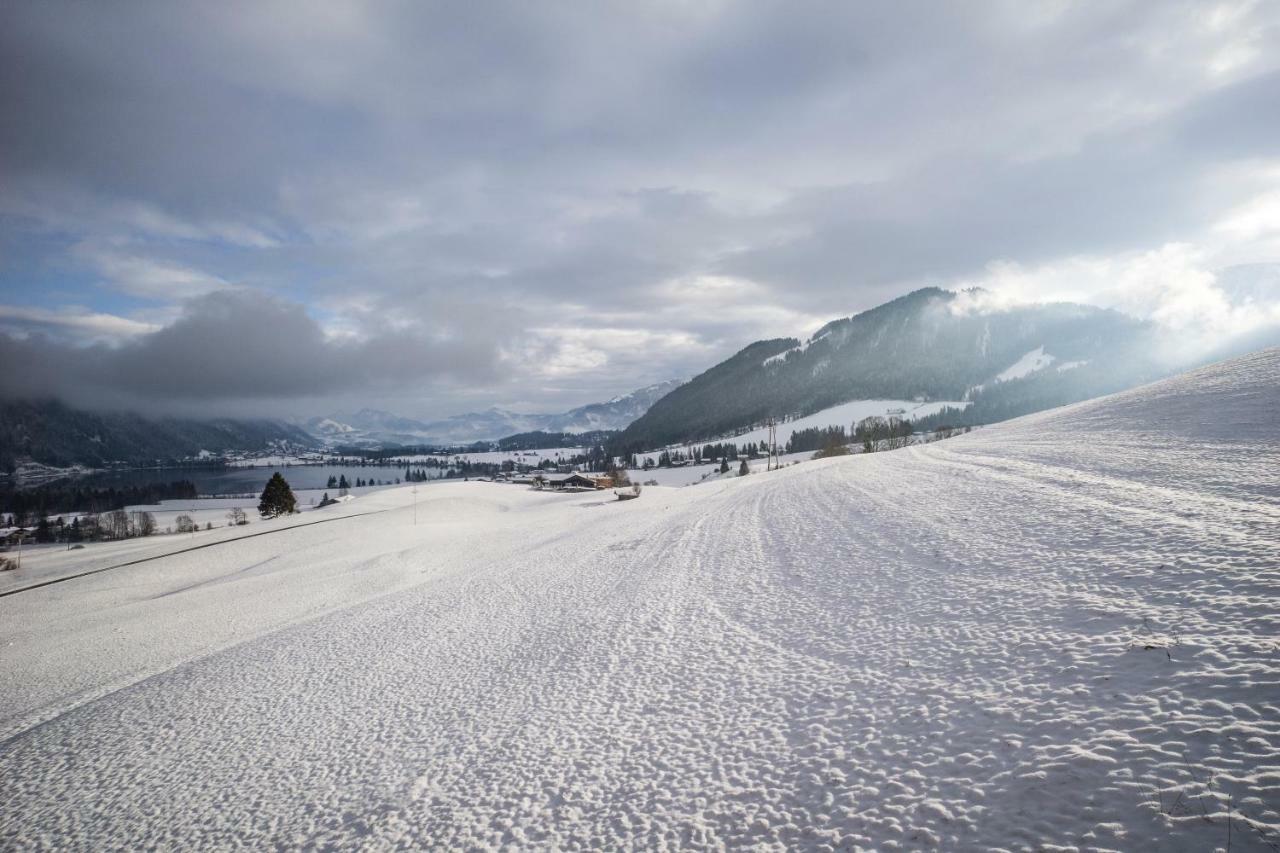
left=7, top=508, right=223, bottom=545
left=1, top=480, right=199, bottom=526
left=1, top=472, right=305, bottom=552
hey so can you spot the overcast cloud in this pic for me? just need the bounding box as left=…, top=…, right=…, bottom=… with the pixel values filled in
left=2, top=1, right=1279, bottom=418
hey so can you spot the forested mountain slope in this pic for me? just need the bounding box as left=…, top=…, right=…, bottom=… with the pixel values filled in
left=615, top=287, right=1160, bottom=451
left=0, top=399, right=316, bottom=471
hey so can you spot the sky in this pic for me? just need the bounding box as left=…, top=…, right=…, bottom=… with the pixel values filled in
left=2, top=1, right=1279, bottom=420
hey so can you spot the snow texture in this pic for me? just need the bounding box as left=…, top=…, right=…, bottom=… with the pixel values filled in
left=1, top=348, right=1278, bottom=850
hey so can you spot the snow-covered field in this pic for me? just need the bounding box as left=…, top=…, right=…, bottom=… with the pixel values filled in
left=635, top=398, right=968, bottom=467
left=725, top=398, right=967, bottom=448
left=114, top=488, right=366, bottom=531
left=630, top=451, right=813, bottom=487
left=362, top=447, right=585, bottom=466
left=225, top=453, right=327, bottom=468
left=1, top=349, right=1278, bottom=850
left=444, top=446, right=585, bottom=465
left=0, top=487, right=399, bottom=592
left=224, top=447, right=587, bottom=470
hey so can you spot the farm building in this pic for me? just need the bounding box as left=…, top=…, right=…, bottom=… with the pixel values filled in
left=537, top=472, right=600, bottom=491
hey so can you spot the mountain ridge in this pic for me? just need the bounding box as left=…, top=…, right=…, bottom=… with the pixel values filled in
left=0, top=399, right=318, bottom=473
left=613, top=287, right=1166, bottom=452
left=307, top=379, right=685, bottom=447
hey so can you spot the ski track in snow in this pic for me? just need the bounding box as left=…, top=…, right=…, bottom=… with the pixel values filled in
left=2, top=349, right=1279, bottom=850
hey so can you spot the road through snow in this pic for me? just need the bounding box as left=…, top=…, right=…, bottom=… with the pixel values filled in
left=2, top=349, right=1279, bottom=850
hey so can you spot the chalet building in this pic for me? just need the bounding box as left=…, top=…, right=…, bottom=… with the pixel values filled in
left=538, top=472, right=600, bottom=491
left=0, top=527, right=31, bottom=548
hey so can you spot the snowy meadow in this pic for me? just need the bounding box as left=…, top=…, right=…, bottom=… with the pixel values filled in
left=1, top=350, right=1278, bottom=850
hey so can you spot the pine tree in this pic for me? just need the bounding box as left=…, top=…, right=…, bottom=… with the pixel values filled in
left=258, top=472, right=298, bottom=518
left=738, top=459, right=749, bottom=476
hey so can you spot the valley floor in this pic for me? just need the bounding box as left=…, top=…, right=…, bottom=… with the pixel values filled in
left=2, top=350, right=1278, bottom=850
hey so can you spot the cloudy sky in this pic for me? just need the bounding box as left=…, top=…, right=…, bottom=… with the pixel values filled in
left=2, top=1, right=1279, bottom=419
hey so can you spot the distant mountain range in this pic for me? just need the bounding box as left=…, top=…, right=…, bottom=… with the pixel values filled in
left=613, top=287, right=1174, bottom=453
left=0, top=399, right=317, bottom=475
left=305, top=379, right=684, bottom=447
left=0, top=380, right=683, bottom=475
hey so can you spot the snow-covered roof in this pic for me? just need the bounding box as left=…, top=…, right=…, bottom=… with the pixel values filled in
left=542, top=471, right=596, bottom=483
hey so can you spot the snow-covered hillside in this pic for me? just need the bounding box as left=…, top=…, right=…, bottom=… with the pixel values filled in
left=615, top=287, right=1157, bottom=453
left=624, top=398, right=966, bottom=475
left=716, top=397, right=966, bottom=449
left=2, top=349, right=1278, bottom=850
left=994, top=344, right=1055, bottom=381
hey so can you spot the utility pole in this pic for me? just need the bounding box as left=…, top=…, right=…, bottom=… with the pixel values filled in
left=766, top=418, right=778, bottom=471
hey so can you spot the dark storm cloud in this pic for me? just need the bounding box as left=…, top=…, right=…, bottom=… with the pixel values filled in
left=1, top=1, right=1278, bottom=416
left=0, top=290, right=506, bottom=410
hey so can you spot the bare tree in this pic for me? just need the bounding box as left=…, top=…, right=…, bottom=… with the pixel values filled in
left=129, top=511, right=157, bottom=537
left=931, top=425, right=956, bottom=441
left=856, top=415, right=914, bottom=452
left=227, top=507, right=247, bottom=526
left=101, top=509, right=131, bottom=540
left=606, top=458, right=631, bottom=487
left=175, top=514, right=197, bottom=534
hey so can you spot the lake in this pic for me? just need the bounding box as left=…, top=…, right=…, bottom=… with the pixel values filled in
left=40, top=464, right=450, bottom=497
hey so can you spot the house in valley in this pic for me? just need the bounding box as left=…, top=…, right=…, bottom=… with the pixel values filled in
left=537, top=472, right=600, bottom=491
